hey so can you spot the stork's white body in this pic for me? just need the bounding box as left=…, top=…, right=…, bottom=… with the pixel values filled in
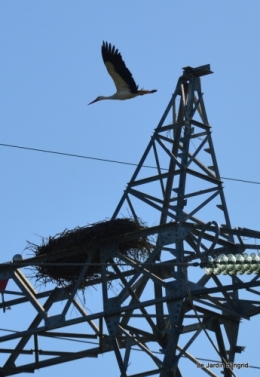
left=88, top=42, right=157, bottom=105
left=97, top=91, right=139, bottom=101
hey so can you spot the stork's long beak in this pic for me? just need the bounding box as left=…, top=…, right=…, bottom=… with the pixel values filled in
left=88, top=98, right=98, bottom=105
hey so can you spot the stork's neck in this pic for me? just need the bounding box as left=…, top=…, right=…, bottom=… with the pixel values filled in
left=99, top=93, right=118, bottom=100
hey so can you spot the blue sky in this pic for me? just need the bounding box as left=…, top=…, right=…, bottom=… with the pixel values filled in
left=1, top=2, right=260, bottom=376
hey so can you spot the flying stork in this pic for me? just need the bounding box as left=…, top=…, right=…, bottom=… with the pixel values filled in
left=88, top=42, right=157, bottom=105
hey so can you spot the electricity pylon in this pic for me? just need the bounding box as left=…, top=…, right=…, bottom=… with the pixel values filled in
left=1, top=65, right=260, bottom=377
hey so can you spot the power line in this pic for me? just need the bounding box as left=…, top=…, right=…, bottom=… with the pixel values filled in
left=1, top=142, right=260, bottom=185
left=0, top=143, right=156, bottom=169
left=220, top=176, right=260, bottom=185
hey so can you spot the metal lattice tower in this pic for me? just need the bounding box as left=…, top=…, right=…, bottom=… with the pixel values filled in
left=1, top=65, right=260, bottom=377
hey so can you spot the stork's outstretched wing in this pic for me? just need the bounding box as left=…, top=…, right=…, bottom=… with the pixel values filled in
left=101, top=42, right=139, bottom=93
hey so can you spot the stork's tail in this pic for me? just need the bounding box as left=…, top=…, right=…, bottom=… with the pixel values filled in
left=138, top=89, right=157, bottom=96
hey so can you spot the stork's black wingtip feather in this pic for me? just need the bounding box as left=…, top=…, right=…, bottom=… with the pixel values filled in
left=101, top=41, right=139, bottom=93
left=102, top=41, right=109, bottom=52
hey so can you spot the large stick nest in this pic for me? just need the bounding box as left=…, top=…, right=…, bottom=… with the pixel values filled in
left=27, top=218, right=153, bottom=288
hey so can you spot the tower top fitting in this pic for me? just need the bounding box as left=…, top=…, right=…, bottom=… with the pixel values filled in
left=182, top=64, right=213, bottom=78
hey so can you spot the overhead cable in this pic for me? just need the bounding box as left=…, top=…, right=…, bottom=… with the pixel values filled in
left=1, top=143, right=259, bottom=185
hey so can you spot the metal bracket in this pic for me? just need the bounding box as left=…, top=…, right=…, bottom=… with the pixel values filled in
left=45, top=314, right=66, bottom=329
left=158, top=225, right=193, bottom=246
